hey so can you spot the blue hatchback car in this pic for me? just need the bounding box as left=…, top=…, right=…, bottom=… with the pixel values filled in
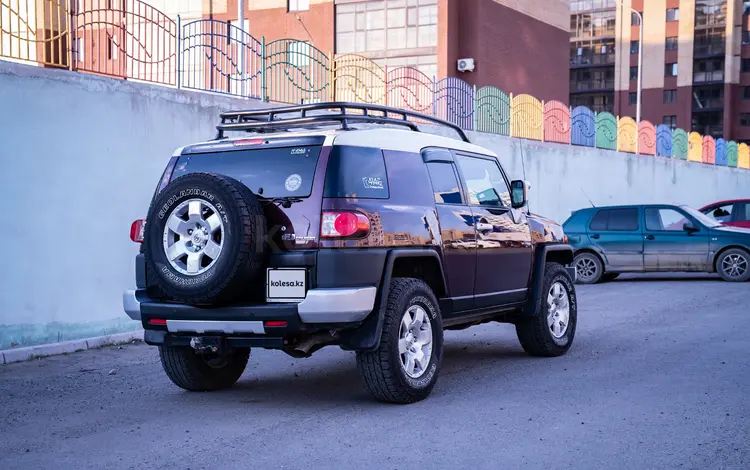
left=562, top=204, right=750, bottom=283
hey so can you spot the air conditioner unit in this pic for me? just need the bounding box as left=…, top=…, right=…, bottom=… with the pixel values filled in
left=457, top=58, right=475, bottom=72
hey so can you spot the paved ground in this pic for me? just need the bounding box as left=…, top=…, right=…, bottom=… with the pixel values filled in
left=1, top=274, right=748, bottom=470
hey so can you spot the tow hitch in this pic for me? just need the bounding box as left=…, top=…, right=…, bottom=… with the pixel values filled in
left=189, top=336, right=223, bottom=354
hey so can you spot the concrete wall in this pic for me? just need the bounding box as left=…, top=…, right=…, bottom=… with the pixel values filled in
left=1, top=60, right=749, bottom=349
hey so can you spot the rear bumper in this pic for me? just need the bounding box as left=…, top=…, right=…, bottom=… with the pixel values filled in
left=123, top=286, right=377, bottom=331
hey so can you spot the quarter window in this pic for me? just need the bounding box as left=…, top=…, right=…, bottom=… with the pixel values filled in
left=323, top=146, right=390, bottom=199
left=645, top=208, right=689, bottom=231
left=455, top=155, right=510, bottom=207
left=589, top=208, right=639, bottom=231
left=426, top=162, right=462, bottom=204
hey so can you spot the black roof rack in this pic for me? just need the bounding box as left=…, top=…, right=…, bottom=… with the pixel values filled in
left=215, top=102, right=470, bottom=143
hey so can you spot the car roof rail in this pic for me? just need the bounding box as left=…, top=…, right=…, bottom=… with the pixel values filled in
left=215, top=102, right=470, bottom=143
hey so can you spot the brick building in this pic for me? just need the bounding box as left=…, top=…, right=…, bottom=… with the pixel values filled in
left=201, top=0, right=570, bottom=103
left=570, top=0, right=750, bottom=142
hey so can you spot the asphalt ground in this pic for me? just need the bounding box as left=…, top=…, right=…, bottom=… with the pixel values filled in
left=1, top=273, right=748, bottom=469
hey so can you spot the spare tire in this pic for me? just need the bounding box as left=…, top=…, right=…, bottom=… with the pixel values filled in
left=144, top=172, right=267, bottom=304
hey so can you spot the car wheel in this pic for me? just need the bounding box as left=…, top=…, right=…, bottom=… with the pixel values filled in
left=516, top=263, right=577, bottom=357
left=573, top=252, right=604, bottom=284
left=159, top=346, right=250, bottom=392
left=716, top=248, right=750, bottom=282
left=356, top=278, right=444, bottom=404
left=601, top=272, right=620, bottom=282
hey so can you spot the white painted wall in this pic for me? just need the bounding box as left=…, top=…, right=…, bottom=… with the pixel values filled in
left=0, top=60, right=748, bottom=347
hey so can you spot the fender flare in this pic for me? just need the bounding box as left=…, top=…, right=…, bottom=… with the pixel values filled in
left=522, top=243, right=575, bottom=317
left=339, top=248, right=446, bottom=352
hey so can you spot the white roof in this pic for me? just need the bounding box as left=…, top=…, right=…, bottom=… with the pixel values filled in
left=180, top=127, right=495, bottom=157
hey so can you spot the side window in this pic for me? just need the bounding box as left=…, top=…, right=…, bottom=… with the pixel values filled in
left=324, top=145, right=389, bottom=199
left=455, top=155, right=510, bottom=207
left=425, top=162, right=462, bottom=204
left=740, top=203, right=750, bottom=222
left=704, top=203, right=733, bottom=223
left=589, top=210, right=608, bottom=231
left=645, top=208, right=689, bottom=231
left=589, top=208, right=638, bottom=231
left=608, top=208, right=639, bottom=231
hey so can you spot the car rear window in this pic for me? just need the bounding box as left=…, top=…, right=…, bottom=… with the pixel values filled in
left=172, top=145, right=322, bottom=198
left=324, top=145, right=389, bottom=199
left=589, top=208, right=639, bottom=231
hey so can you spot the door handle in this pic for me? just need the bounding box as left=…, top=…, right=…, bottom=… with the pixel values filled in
left=645, top=235, right=655, bottom=240
left=591, top=234, right=600, bottom=239
left=475, top=222, right=493, bottom=232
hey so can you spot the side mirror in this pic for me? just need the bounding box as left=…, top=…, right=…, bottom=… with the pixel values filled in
left=510, top=180, right=527, bottom=209
left=683, top=222, right=699, bottom=233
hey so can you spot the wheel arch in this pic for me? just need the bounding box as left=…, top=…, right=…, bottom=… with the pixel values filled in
left=712, top=245, right=750, bottom=273
left=340, top=248, right=446, bottom=352
left=522, top=243, right=575, bottom=317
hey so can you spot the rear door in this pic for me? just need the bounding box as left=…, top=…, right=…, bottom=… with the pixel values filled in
left=422, top=148, right=477, bottom=313
left=643, top=206, right=710, bottom=271
left=587, top=208, right=644, bottom=271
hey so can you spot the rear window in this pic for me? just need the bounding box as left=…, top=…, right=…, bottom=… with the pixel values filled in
left=324, top=145, right=389, bottom=199
left=172, top=145, right=322, bottom=198
left=589, top=208, right=639, bottom=231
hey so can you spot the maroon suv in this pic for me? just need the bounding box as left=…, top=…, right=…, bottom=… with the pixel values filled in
left=123, top=103, right=578, bottom=404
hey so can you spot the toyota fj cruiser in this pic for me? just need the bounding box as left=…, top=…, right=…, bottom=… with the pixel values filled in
left=124, top=103, right=578, bottom=404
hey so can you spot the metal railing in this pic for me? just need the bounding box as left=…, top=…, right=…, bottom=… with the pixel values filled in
left=693, top=70, right=724, bottom=83
left=0, top=3, right=747, bottom=168
left=570, top=54, right=615, bottom=67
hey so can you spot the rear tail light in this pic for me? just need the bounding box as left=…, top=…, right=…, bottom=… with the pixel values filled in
left=130, top=219, right=146, bottom=243
left=264, top=320, right=288, bottom=328
left=148, top=318, right=167, bottom=326
left=321, top=211, right=370, bottom=238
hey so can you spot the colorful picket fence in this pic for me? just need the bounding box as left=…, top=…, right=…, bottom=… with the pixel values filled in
left=2, top=5, right=748, bottom=171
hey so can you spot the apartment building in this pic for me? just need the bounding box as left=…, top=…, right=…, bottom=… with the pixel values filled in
left=201, top=0, right=571, bottom=102
left=570, top=0, right=750, bottom=142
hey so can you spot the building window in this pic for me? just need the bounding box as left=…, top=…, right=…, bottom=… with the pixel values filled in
left=743, top=87, right=750, bottom=100
left=287, top=41, right=310, bottom=67
left=628, top=92, right=637, bottom=105
left=693, top=58, right=724, bottom=83
left=665, top=63, right=678, bottom=77
left=107, top=35, right=118, bottom=60
left=630, top=66, right=638, bottom=80
left=288, top=0, right=309, bottom=12
left=695, top=0, right=727, bottom=27
left=666, top=8, right=679, bottom=22
left=663, top=115, right=677, bottom=130
left=743, top=59, right=750, bottom=73
left=665, top=37, right=678, bottom=51
left=630, top=40, right=639, bottom=54
left=744, top=31, right=750, bottom=45
left=75, top=37, right=84, bottom=62
left=336, top=0, right=438, bottom=56
left=663, top=89, right=676, bottom=104
left=631, top=11, right=642, bottom=25
left=741, top=114, right=750, bottom=127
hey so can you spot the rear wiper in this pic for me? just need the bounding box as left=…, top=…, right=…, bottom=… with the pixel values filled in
left=259, top=196, right=303, bottom=209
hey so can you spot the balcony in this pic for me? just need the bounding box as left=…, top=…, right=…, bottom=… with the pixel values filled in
left=692, top=97, right=724, bottom=111
left=693, top=70, right=724, bottom=83
left=693, top=43, right=725, bottom=57
left=570, top=54, right=616, bottom=68
left=570, top=80, right=615, bottom=92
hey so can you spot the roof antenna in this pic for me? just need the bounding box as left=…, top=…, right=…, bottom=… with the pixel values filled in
left=581, top=187, right=596, bottom=208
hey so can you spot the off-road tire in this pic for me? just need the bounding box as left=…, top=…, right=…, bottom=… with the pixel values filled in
left=159, top=346, right=250, bottom=392
left=356, top=278, right=443, bottom=404
left=716, top=248, right=750, bottom=282
left=573, top=252, right=604, bottom=284
left=601, top=272, right=620, bottom=282
left=144, top=172, right=267, bottom=304
left=516, top=263, right=577, bottom=357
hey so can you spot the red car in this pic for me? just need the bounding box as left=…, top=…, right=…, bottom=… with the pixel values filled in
left=699, top=199, right=750, bottom=229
